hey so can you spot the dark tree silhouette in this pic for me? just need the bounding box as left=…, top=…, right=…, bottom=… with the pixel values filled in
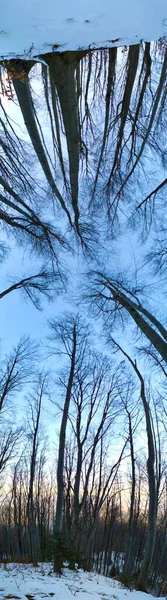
left=90, top=272, right=167, bottom=363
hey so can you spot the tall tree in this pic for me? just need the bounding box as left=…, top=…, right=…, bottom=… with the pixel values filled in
left=26, top=374, right=47, bottom=559
left=48, top=312, right=89, bottom=571
left=0, top=337, right=36, bottom=413
left=70, top=354, right=123, bottom=544
left=4, top=60, right=72, bottom=227
left=90, top=272, right=167, bottom=363
left=42, top=52, right=82, bottom=234
left=109, top=337, right=157, bottom=590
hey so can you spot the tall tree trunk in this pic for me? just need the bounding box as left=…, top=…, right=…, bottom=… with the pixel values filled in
left=92, top=48, right=117, bottom=198
left=110, top=338, right=156, bottom=591
left=98, top=275, right=167, bottom=362
left=124, top=412, right=136, bottom=574
left=54, top=325, right=77, bottom=535
left=27, top=382, right=43, bottom=560
left=137, top=375, right=156, bottom=591
left=73, top=443, right=82, bottom=542
left=115, top=47, right=167, bottom=198
left=8, top=60, right=72, bottom=226
left=44, top=53, right=81, bottom=233
left=108, top=44, right=140, bottom=184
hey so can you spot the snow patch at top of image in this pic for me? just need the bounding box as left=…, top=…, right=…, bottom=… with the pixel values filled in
left=0, top=0, right=166, bottom=59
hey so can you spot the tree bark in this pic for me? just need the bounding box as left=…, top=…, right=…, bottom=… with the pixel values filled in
left=97, top=275, right=167, bottom=363
left=110, top=338, right=156, bottom=591
left=54, top=325, right=77, bottom=534
left=9, top=61, right=72, bottom=225
left=124, top=412, right=136, bottom=574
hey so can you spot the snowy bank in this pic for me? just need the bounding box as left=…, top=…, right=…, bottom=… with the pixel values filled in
left=0, top=563, right=163, bottom=600
left=0, top=0, right=167, bottom=59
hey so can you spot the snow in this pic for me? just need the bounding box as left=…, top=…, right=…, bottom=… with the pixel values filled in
left=0, top=563, right=162, bottom=600
left=0, top=0, right=167, bottom=59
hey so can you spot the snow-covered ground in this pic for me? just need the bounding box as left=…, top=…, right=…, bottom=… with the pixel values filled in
left=0, top=563, right=162, bottom=600
left=0, top=0, right=167, bottom=59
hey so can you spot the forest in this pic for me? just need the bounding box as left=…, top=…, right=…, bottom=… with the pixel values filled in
left=0, top=39, right=167, bottom=595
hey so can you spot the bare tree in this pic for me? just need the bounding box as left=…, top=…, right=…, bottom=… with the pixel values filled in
left=0, top=337, right=36, bottom=413
left=90, top=272, right=167, bottom=363
left=3, top=59, right=72, bottom=227
left=42, top=52, right=82, bottom=234
left=70, top=354, right=123, bottom=545
left=26, top=373, right=48, bottom=559
left=118, top=382, right=140, bottom=575
left=112, top=47, right=167, bottom=203
left=0, top=339, right=37, bottom=557
left=109, top=337, right=157, bottom=591
left=48, top=312, right=90, bottom=568
left=0, top=268, right=66, bottom=310
left=0, top=427, right=21, bottom=474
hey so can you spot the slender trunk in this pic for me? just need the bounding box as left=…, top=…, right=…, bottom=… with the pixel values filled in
left=27, top=388, right=42, bottom=559
left=110, top=338, right=156, bottom=590
left=115, top=47, right=167, bottom=198
left=108, top=44, right=140, bottom=183
left=103, top=279, right=167, bottom=362
left=137, top=377, right=156, bottom=590
left=92, top=48, right=117, bottom=197
left=109, top=281, right=167, bottom=342
left=73, top=443, right=82, bottom=541
left=54, top=326, right=77, bottom=534
left=9, top=61, right=72, bottom=225
left=42, top=65, right=69, bottom=191
left=136, top=177, right=167, bottom=211
left=129, top=42, right=151, bottom=160
left=124, top=413, right=135, bottom=574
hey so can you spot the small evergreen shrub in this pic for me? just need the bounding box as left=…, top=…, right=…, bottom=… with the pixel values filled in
left=109, top=565, right=120, bottom=578
left=46, top=532, right=84, bottom=574
left=118, top=572, right=134, bottom=588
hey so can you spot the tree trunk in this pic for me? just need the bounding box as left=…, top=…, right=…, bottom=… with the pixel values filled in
left=9, top=61, right=72, bottom=225
left=137, top=377, right=156, bottom=591
left=46, top=53, right=80, bottom=233
left=115, top=47, right=167, bottom=197
left=110, top=338, right=157, bottom=591
left=100, top=276, right=167, bottom=362
left=124, top=412, right=135, bottom=574
left=54, top=325, right=77, bottom=535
